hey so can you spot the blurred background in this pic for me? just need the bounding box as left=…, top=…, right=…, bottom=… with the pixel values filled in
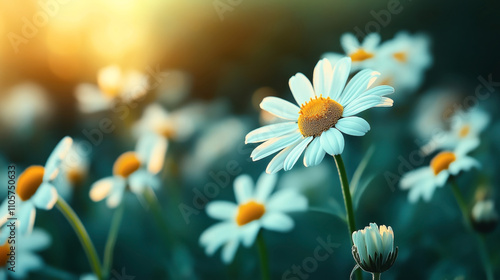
left=0, top=0, right=499, bottom=279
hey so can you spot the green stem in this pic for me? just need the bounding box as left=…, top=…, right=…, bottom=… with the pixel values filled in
left=333, top=155, right=362, bottom=280
left=449, top=180, right=494, bottom=280
left=103, top=202, right=125, bottom=279
left=372, top=272, right=381, bottom=280
left=56, top=197, right=102, bottom=280
left=143, top=187, right=175, bottom=247
left=256, top=231, right=270, bottom=280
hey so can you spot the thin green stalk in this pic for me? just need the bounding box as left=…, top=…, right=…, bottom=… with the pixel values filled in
left=333, top=155, right=362, bottom=280
left=103, top=202, right=125, bottom=279
left=56, top=197, right=102, bottom=280
left=256, top=231, right=270, bottom=280
left=449, top=179, right=494, bottom=280
left=143, top=187, right=175, bottom=247
left=372, top=273, right=381, bottom=280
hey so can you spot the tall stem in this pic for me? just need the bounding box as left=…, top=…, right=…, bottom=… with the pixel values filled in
left=333, top=155, right=361, bottom=280
left=103, top=202, right=125, bottom=279
left=56, top=197, right=102, bottom=280
left=256, top=231, right=270, bottom=280
left=143, top=187, right=175, bottom=248
left=372, top=273, right=381, bottom=280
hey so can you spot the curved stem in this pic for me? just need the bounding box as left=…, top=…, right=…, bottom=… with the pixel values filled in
left=256, top=231, right=270, bottom=280
left=372, top=272, right=381, bottom=280
left=449, top=179, right=469, bottom=227
left=56, top=197, right=102, bottom=280
left=103, top=202, right=125, bottom=279
left=333, top=155, right=362, bottom=280
left=477, top=235, right=494, bottom=280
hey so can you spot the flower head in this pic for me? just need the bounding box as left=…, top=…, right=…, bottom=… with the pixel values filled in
left=0, top=137, right=72, bottom=238
left=245, top=57, right=394, bottom=173
left=199, top=172, right=308, bottom=264
left=471, top=200, right=498, bottom=233
left=323, top=33, right=381, bottom=71
left=352, top=223, right=398, bottom=274
left=400, top=138, right=480, bottom=203
left=89, top=133, right=167, bottom=208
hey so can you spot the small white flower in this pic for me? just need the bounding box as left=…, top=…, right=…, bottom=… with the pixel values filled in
left=75, top=65, right=149, bottom=113
left=0, top=228, right=51, bottom=279
left=246, top=57, right=394, bottom=173
left=471, top=199, right=498, bottom=233
left=56, top=140, right=92, bottom=199
left=89, top=133, right=167, bottom=208
left=352, top=223, right=398, bottom=274
left=323, top=33, right=381, bottom=71
left=400, top=138, right=480, bottom=203
left=0, top=137, right=72, bottom=238
left=199, top=172, right=308, bottom=264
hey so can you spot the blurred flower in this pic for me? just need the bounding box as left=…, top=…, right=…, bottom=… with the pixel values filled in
left=57, top=140, right=91, bottom=199
left=246, top=57, right=394, bottom=173
left=154, top=70, right=191, bottom=107
left=400, top=138, right=480, bottom=203
left=0, top=137, right=72, bottom=239
left=199, top=172, right=307, bottom=264
left=323, top=33, right=381, bottom=72
left=352, top=223, right=398, bottom=275
left=0, top=228, right=51, bottom=279
left=0, top=83, right=52, bottom=139
left=89, top=133, right=167, bottom=208
left=471, top=199, right=498, bottom=233
left=376, top=32, right=432, bottom=93
left=75, top=65, right=149, bottom=113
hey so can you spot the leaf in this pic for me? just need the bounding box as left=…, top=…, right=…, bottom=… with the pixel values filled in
left=350, top=145, right=375, bottom=209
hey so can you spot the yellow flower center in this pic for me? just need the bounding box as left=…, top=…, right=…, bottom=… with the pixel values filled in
left=156, top=125, right=176, bottom=139
left=236, top=200, right=266, bottom=226
left=298, top=96, right=343, bottom=137
left=17, top=166, right=45, bottom=201
left=113, top=152, right=141, bottom=178
left=430, top=151, right=456, bottom=175
left=393, top=52, right=407, bottom=62
left=68, top=169, right=85, bottom=186
left=349, top=49, right=374, bottom=62
left=0, top=242, right=9, bottom=267
left=459, top=125, right=470, bottom=138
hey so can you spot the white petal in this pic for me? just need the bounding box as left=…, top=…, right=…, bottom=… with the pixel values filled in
left=200, top=222, right=235, bottom=255
left=260, top=97, right=300, bottom=120
left=147, top=138, right=168, bottom=174
left=254, top=172, right=277, bottom=203
left=22, top=228, right=51, bottom=251
left=322, top=52, right=345, bottom=66
left=89, top=177, right=115, bottom=202
left=339, top=69, right=380, bottom=106
left=448, top=157, right=480, bottom=175
left=250, top=131, right=302, bottom=161
left=261, top=212, right=294, bottom=232
left=313, top=58, right=333, bottom=96
left=342, top=95, right=382, bottom=117
left=206, top=201, right=238, bottom=220
left=399, top=167, right=433, bottom=190
left=289, top=73, right=315, bottom=107
left=241, top=222, right=260, bottom=247
left=303, top=137, right=326, bottom=167
left=283, top=137, right=313, bottom=171
left=266, top=190, right=308, bottom=212
left=245, top=122, right=298, bottom=144
left=32, top=183, right=58, bottom=210
left=136, top=133, right=168, bottom=174
left=362, top=33, right=381, bottom=50
left=327, top=57, right=351, bottom=100
left=106, top=178, right=126, bottom=208
left=221, top=238, right=240, bottom=264
left=18, top=204, right=36, bottom=236
left=435, top=171, right=450, bottom=187
left=335, top=117, right=370, bottom=136
left=265, top=140, right=301, bottom=174
left=234, top=174, right=254, bottom=204
left=455, top=137, right=480, bottom=156
left=340, top=33, right=360, bottom=54
left=44, top=136, right=73, bottom=181
left=320, top=128, right=345, bottom=155
left=375, top=97, right=394, bottom=107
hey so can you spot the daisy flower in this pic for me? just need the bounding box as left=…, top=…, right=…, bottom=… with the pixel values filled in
left=323, top=33, right=381, bottom=71
left=245, top=57, right=394, bottom=173
left=57, top=140, right=91, bottom=199
left=400, top=138, right=480, bottom=203
left=199, top=172, right=308, bottom=264
left=376, top=32, right=432, bottom=93
left=471, top=199, right=498, bottom=233
left=0, top=137, right=72, bottom=238
left=0, top=228, right=51, bottom=279
left=89, top=133, right=167, bottom=208
left=75, top=65, right=149, bottom=113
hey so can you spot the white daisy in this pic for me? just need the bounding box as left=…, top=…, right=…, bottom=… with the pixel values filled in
left=245, top=57, right=394, bottom=174
left=376, top=32, right=432, bottom=93
left=323, top=33, right=381, bottom=71
left=75, top=65, right=149, bottom=113
left=89, top=133, right=167, bottom=208
left=0, top=228, right=51, bottom=279
left=199, top=172, right=308, bottom=264
left=471, top=199, right=498, bottom=233
left=57, top=140, right=91, bottom=199
left=0, top=137, right=72, bottom=238
left=400, top=138, right=480, bottom=203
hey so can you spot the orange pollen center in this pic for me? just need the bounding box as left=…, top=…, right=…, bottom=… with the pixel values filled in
left=459, top=125, right=470, bottom=138
left=17, top=165, right=45, bottom=201
left=236, top=201, right=266, bottom=226
left=0, top=242, right=9, bottom=267
left=298, top=96, right=343, bottom=137
left=430, top=151, right=456, bottom=175
left=393, top=52, right=407, bottom=62
left=157, top=125, right=176, bottom=139
left=113, top=152, right=141, bottom=178
left=349, top=49, right=374, bottom=62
